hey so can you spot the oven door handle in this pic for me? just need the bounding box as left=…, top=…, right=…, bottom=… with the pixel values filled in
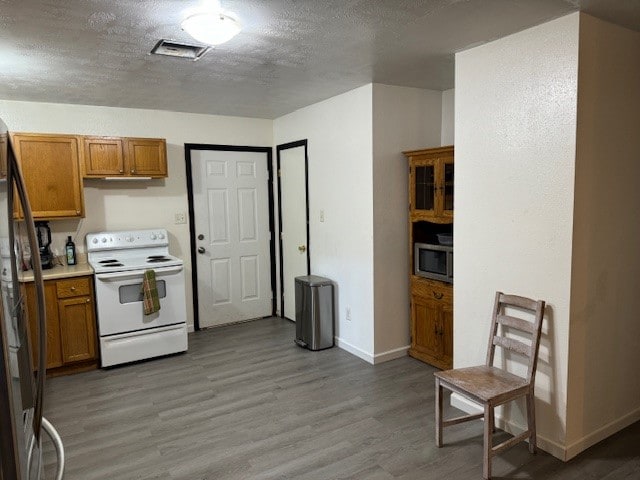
left=96, top=265, right=183, bottom=281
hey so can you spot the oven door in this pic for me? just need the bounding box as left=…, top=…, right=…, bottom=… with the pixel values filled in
left=94, top=265, right=186, bottom=336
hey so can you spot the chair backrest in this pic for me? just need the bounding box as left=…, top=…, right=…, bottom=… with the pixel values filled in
left=485, top=292, right=545, bottom=384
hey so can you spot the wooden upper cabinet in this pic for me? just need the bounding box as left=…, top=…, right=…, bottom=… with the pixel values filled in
left=404, top=145, right=454, bottom=224
left=11, top=133, right=84, bottom=219
left=83, top=136, right=125, bottom=176
left=82, top=136, right=167, bottom=178
left=126, top=138, right=167, bottom=177
left=0, top=133, right=7, bottom=179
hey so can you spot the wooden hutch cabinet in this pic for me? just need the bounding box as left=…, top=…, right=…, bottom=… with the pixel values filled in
left=404, top=145, right=454, bottom=370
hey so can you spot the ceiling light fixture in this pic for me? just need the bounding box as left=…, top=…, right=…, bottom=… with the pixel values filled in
left=181, top=12, right=241, bottom=46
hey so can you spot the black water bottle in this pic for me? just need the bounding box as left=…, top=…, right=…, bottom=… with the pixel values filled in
left=65, top=236, right=76, bottom=265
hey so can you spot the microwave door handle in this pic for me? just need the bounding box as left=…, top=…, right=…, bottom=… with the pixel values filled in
left=10, top=152, right=46, bottom=442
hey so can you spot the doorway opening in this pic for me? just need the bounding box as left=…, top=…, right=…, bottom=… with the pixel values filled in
left=276, top=140, right=310, bottom=321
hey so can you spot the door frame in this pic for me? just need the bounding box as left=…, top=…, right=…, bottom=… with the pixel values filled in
left=185, top=143, right=276, bottom=331
left=276, top=139, right=310, bottom=320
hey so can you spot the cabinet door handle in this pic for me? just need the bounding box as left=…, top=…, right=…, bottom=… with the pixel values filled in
left=70, top=286, right=76, bottom=291
left=433, top=291, right=443, bottom=300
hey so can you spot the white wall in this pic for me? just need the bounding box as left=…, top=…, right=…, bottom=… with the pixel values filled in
left=0, top=99, right=273, bottom=331
left=455, top=14, right=580, bottom=458
left=273, top=85, right=375, bottom=359
left=371, top=84, right=442, bottom=360
left=441, top=89, right=455, bottom=146
left=566, top=14, right=640, bottom=459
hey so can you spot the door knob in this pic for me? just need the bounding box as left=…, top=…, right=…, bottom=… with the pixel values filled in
left=298, top=245, right=306, bottom=253
left=197, top=234, right=204, bottom=240
left=198, top=247, right=205, bottom=254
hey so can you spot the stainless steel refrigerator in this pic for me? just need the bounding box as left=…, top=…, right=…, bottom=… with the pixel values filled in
left=0, top=117, right=64, bottom=479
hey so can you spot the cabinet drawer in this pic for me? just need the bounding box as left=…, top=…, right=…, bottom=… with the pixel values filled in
left=56, top=277, right=91, bottom=298
left=411, top=277, right=453, bottom=303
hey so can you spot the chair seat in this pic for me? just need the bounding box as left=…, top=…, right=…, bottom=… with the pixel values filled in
left=434, top=365, right=529, bottom=403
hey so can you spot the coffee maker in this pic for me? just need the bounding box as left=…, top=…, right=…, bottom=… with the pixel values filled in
left=35, top=221, right=53, bottom=269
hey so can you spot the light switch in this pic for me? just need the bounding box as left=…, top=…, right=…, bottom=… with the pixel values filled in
left=320, top=210, right=325, bottom=222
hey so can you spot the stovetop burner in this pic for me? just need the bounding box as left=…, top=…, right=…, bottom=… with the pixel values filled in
left=87, top=229, right=183, bottom=273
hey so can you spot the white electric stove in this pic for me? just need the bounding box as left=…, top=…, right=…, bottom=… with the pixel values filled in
left=86, top=229, right=188, bottom=367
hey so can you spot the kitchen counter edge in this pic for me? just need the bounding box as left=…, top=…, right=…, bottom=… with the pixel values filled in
left=18, top=263, right=94, bottom=282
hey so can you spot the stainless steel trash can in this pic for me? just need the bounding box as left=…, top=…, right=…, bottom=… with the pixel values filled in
left=294, top=275, right=334, bottom=350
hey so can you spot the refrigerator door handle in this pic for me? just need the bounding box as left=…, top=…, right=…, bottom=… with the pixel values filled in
left=9, top=153, right=47, bottom=441
left=42, top=417, right=65, bottom=480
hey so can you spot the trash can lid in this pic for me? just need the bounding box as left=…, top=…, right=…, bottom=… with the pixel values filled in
left=295, top=275, right=333, bottom=286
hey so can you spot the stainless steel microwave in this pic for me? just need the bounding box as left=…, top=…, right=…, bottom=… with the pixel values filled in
left=414, top=242, right=453, bottom=283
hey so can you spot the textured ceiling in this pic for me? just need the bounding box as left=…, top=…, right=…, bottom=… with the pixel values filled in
left=0, top=0, right=638, bottom=119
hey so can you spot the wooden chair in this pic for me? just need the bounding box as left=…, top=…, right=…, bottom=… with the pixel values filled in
left=434, top=291, right=545, bottom=479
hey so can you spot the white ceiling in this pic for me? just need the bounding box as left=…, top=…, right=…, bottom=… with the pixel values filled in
left=1, top=0, right=638, bottom=119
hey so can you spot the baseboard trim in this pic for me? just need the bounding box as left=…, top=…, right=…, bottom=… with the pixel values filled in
left=564, top=406, right=640, bottom=461
left=449, top=394, right=566, bottom=461
left=334, top=338, right=410, bottom=365
left=372, top=345, right=410, bottom=364
left=334, top=337, right=374, bottom=364
left=187, top=324, right=195, bottom=333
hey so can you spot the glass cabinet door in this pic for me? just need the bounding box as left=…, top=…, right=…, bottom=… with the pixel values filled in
left=406, top=146, right=453, bottom=223
left=414, top=165, right=435, bottom=211
left=443, top=162, right=454, bottom=212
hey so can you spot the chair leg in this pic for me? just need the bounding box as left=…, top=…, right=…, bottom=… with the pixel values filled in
left=526, top=392, right=537, bottom=454
left=483, top=404, right=493, bottom=480
left=490, top=407, right=496, bottom=433
left=435, top=378, right=443, bottom=447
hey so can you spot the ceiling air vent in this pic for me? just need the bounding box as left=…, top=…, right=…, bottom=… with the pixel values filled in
left=150, top=39, right=210, bottom=61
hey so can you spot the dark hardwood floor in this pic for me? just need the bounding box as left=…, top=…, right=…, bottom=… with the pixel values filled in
left=43, top=317, right=640, bottom=479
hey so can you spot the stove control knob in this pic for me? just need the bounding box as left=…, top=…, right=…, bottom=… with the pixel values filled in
left=92, top=238, right=98, bottom=244
left=101, top=237, right=107, bottom=243
left=150, top=233, right=157, bottom=240
left=126, top=236, right=133, bottom=242
left=158, top=233, right=165, bottom=240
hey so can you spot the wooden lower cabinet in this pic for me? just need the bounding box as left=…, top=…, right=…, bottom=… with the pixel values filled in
left=58, top=296, right=96, bottom=363
left=24, top=275, right=98, bottom=375
left=409, top=277, right=453, bottom=370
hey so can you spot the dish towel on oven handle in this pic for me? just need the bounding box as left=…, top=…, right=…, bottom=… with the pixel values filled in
left=142, top=269, right=161, bottom=315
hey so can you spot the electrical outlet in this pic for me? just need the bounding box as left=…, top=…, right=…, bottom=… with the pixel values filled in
left=346, top=306, right=351, bottom=321
left=320, top=210, right=325, bottom=222
left=174, top=212, right=187, bottom=224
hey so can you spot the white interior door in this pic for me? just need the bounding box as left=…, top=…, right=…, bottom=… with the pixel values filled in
left=191, top=149, right=272, bottom=327
left=278, top=142, right=309, bottom=321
